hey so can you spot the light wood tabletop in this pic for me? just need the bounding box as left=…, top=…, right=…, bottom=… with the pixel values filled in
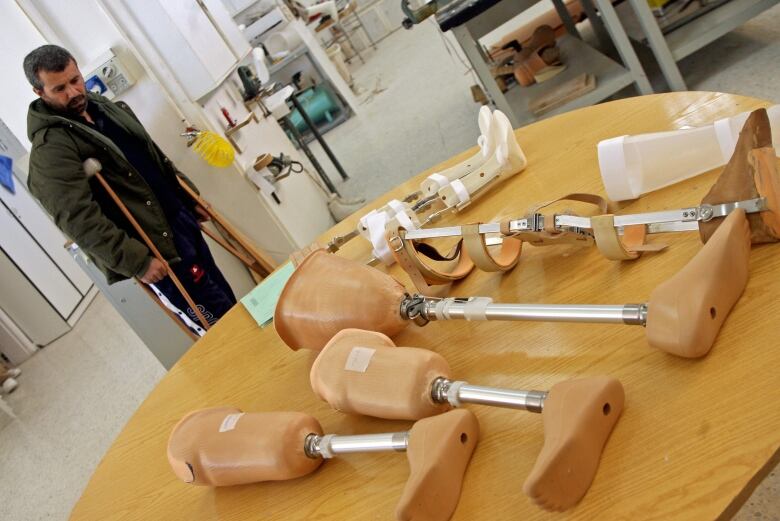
left=70, top=92, right=780, bottom=521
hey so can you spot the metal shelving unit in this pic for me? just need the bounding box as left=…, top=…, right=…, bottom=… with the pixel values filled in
left=618, top=0, right=780, bottom=90
left=442, top=0, right=653, bottom=127
left=504, top=34, right=636, bottom=119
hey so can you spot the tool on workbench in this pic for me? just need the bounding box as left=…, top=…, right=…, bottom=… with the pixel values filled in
left=167, top=406, right=478, bottom=521
left=312, top=328, right=624, bottom=511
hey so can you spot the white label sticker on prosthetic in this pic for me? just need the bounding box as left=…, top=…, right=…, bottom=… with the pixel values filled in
left=450, top=179, right=470, bottom=204
left=345, top=346, right=376, bottom=373
left=219, top=413, right=245, bottom=433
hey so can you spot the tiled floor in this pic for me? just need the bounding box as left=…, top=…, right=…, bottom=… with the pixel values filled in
left=2, top=7, right=779, bottom=520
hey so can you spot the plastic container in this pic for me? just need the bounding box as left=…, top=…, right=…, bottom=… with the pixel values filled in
left=598, top=105, right=779, bottom=201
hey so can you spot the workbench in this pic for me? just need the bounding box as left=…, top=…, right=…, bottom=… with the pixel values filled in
left=70, top=92, right=779, bottom=520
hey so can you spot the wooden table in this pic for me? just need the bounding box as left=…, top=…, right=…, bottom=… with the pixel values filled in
left=70, top=92, right=780, bottom=521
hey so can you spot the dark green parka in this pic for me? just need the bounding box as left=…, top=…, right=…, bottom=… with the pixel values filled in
left=27, top=92, right=199, bottom=284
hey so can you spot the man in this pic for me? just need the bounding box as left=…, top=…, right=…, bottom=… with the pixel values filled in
left=24, top=44, right=235, bottom=331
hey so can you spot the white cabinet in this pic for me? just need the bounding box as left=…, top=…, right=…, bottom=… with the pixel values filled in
left=118, top=0, right=251, bottom=100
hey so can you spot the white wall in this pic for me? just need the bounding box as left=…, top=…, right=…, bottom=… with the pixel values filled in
left=0, top=0, right=46, bottom=148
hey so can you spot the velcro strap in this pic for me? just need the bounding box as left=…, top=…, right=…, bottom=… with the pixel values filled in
left=426, top=173, right=450, bottom=189
left=450, top=179, right=471, bottom=205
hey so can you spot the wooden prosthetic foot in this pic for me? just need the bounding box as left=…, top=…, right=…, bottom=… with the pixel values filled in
left=699, top=108, right=780, bottom=244
left=647, top=209, right=751, bottom=358
left=167, top=406, right=478, bottom=521
left=523, top=376, right=624, bottom=511
left=398, top=409, right=479, bottom=521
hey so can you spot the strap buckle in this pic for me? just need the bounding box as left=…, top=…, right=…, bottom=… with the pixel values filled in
left=388, top=234, right=405, bottom=253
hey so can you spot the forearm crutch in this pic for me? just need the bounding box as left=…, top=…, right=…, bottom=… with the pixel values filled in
left=175, top=177, right=276, bottom=277
left=274, top=208, right=752, bottom=357
left=167, top=407, right=478, bottom=521
left=83, top=159, right=210, bottom=331
left=310, top=328, right=624, bottom=511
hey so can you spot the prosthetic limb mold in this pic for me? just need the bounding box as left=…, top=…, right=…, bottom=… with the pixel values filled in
left=311, top=329, right=624, bottom=510
left=167, top=407, right=478, bottom=521
left=522, top=376, right=624, bottom=511
left=310, top=329, right=452, bottom=420
left=274, top=250, right=408, bottom=350
left=166, top=407, right=323, bottom=486
left=646, top=209, right=751, bottom=358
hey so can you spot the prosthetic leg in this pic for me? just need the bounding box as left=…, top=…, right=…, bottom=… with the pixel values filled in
left=275, top=207, right=751, bottom=356
left=310, top=328, right=624, bottom=511
left=167, top=406, right=478, bottom=521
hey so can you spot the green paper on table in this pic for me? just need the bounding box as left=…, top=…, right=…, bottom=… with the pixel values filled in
left=240, top=262, right=295, bottom=327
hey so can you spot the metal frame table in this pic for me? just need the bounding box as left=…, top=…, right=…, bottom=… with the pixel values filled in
left=619, top=0, right=780, bottom=90
left=442, top=0, right=654, bottom=127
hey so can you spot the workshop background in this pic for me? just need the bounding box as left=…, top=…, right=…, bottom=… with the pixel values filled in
left=0, top=0, right=777, bottom=519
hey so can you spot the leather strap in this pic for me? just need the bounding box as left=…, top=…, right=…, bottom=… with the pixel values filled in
left=591, top=215, right=666, bottom=260
left=462, top=224, right=523, bottom=272
left=529, top=192, right=609, bottom=215
left=386, top=223, right=474, bottom=294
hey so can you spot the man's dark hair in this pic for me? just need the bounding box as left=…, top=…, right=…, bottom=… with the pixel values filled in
left=23, top=45, right=77, bottom=90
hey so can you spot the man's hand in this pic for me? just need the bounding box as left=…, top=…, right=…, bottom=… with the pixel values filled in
left=193, top=204, right=210, bottom=222
left=140, top=258, right=168, bottom=284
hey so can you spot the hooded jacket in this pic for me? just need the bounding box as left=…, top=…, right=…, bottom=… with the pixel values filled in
left=27, top=92, right=199, bottom=284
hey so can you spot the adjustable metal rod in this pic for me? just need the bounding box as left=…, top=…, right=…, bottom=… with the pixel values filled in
left=413, top=297, right=647, bottom=325
left=431, top=377, right=547, bottom=413
left=304, top=432, right=409, bottom=459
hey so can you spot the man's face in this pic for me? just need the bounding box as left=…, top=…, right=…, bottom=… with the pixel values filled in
left=34, top=59, right=87, bottom=115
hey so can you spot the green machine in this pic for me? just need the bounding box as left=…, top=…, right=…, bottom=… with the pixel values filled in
left=287, top=85, right=342, bottom=136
